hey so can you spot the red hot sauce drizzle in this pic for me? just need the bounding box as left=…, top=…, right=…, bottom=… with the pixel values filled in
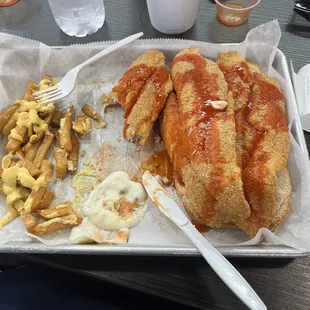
left=242, top=73, right=288, bottom=225
left=113, top=64, right=154, bottom=117
left=171, top=53, right=231, bottom=220
left=122, top=66, right=171, bottom=138
left=148, top=66, right=171, bottom=121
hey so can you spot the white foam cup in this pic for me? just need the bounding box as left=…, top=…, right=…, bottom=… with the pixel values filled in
left=146, top=0, right=199, bottom=34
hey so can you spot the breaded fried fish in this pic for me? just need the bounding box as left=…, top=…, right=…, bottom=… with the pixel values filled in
left=217, top=52, right=291, bottom=236
left=161, top=47, right=250, bottom=229
left=104, top=50, right=173, bottom=145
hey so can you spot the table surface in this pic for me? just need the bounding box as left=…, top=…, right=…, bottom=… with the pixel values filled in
left=1, top=0, right=310, bottom=309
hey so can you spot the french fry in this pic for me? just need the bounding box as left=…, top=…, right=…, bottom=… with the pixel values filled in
left=37, top=191, right=54, bottom=209
left=21, top=212, right=37, bottom=233
left=73, top=114, right=91, bottom=135
left=36, top=201, right=72, bottom=219
left=23, top=134, right=29, bottom=145
left=54, top=147, right=68, bottom=179
left=23, top=80, right=36, bottom=100
left=51, top=128, right=60, bottom=142
left=23, top=129, right=45, bottom=153
left=24, top=165, right=53, bottom=212
left=9, top=160, right=17, bottom=167
left=19, top=187, right=30, bottom=200
left=15, top=148, right=25, bottom=159
left=18, top=159, right=41, bottom=177
left=24, top=187, right=47, bottom=213
left=39, top=75, right=53, bottom=88
left=40, top=159, right=53, bottom=172
left=0, top=104, right=19, bottom=131
left=59, top=106, right=73, bottom=152
left=51, top=110, right=63, bottom=127
left=43, top=108, right=56, bottom=126
left=2, top=114, right=18, bottom=136
left=81, top=104, right=106, bottom=128
left=29, top=130, right=45, bottom=144
left=36, top=166, right=53, bottom=188
left=68, top=134, right=79, bottom=172
left=0, top=77, right=64, bottom=232
left=33, top=133, right=54, bottom=168
left=32, top=214, right=81, bottom=236
left=24, top=138, right=42, bottom=162
left=5, top=126, right=27, bottom=152
left=13, top=200, right=25, bottom=214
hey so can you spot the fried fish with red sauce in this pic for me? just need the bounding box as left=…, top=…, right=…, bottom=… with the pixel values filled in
left=161, top=47, right=250, bottom=229
left=217, top=52, right=291, bottom=236
left=104, top=50, right=173, bottom=145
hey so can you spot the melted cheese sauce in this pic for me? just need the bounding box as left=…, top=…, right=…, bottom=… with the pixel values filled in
left=1, top=155, right=45, bottom=209
left=9, top=97, right=54, bottom=141
left=81, top=171, right=147, bottom=230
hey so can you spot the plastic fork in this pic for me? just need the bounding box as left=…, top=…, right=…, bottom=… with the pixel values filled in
left=34, top=32, right=144, bottom=104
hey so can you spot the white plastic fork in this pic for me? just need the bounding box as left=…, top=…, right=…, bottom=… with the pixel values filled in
left=34, top=32, right=144, bottom=104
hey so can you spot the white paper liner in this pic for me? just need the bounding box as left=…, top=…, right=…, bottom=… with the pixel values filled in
left=0, top=20, right=310, bottom=251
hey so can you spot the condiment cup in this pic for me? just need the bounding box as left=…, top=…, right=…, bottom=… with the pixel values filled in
left=215, top=0, right=261, bottom=27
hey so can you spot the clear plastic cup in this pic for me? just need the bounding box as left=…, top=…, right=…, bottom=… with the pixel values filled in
left=146, top=0, right=199, bottom=35
left=215, top=0, right=260, bottom=27
left=48, top=0, right=105, bottom=37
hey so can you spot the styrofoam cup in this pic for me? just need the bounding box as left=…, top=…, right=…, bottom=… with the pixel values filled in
left=146, top=0, right=199, bottom=35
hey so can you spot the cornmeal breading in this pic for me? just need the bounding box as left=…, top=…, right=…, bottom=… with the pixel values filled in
left=104, top=50, right=173, bottom=145
left=161, top=47, right=250, bottom=229
left=217, top=52, right=291, bottom=236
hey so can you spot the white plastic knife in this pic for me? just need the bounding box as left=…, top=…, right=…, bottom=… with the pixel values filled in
left=142, top=171, right=266, bottom=310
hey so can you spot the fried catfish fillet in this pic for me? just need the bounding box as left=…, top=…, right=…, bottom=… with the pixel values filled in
left=217, top=52, right=291, bottom=236
left=161, top=47, right=250, bottom=229
left=104, top=50, right=173, bottom=145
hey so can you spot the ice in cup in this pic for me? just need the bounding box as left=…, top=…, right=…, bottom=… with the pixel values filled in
left=146, top=0, right=199, bottom=34
left=215, top=0, right=260, bottom=26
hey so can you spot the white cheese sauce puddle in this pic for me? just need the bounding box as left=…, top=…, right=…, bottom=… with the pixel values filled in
left=79, top=171, right=147, bottom=231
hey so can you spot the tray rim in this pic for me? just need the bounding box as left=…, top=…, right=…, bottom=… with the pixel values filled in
left=0, top=243, right=308, bottom=257
left=0, top=43, right=308, bottom=258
